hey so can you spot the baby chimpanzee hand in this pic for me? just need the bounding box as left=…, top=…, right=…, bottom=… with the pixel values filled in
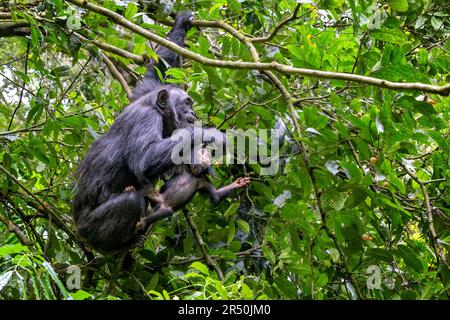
left=233, top=177, right=251, bottom=188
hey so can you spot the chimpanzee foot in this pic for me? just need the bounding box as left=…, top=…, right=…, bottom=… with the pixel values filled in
left=124, top=186, right=136, bottom=192
left=131, top=234, right=146, bottom=248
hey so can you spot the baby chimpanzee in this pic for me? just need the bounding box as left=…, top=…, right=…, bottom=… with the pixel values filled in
left=135, top=148, right=251, bottom=232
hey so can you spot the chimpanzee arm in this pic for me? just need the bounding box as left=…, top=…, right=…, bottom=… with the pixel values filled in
left=132, top=11, right=193, bottom=100
left=139, top=137, right=183, bottom=182
left=198, top=177, right=251, bottom=203
left=156, top=11, right=193, bottom=68
left=130, top=127, right=225, bottom=185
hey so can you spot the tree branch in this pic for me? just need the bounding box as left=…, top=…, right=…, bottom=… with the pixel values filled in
left=0, top=12, right=12, bottom=19
left=0, top=21, right=30, bottom=37
left=182, top=209, right=224, bottom=280
left=397, top=160, right=447, bottom=264
left=249, top=3, right=302, bottom=43
left=102, top=53, right=132, bottom=99
left=75, top=32, right=145, bottom=64
left=66, top=0, right=450, bottom=96
left=7, top=41, right=29, bottom=131
left=0, top=214, right=32, bottom=245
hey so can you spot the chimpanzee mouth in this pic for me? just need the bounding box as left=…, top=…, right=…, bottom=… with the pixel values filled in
left=186, top=116, right=196, bottom=124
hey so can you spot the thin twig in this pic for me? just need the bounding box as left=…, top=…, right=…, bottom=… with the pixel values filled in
left=0, top=214, right=32, bottom=245
left=75, top=32, right=145, bottom=64
left=182, top=209, right=224, bottom=280
left=7, top=41, right=29, bottom=131
left=0, top=164, right=76, bottom=240
left=249, top=3, right=302, bottom=43
left=102, top=53, right=132, bottom=99
left=397, top=160, right=446, bottom=264
left=54, top=56, right=92, bottom=111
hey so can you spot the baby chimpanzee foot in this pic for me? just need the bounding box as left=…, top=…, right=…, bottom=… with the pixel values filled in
left=124, top=186, right=136, bottom=192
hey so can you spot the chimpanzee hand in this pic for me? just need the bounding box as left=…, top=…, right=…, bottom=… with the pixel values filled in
left=232, top=177, right=251, bottom=188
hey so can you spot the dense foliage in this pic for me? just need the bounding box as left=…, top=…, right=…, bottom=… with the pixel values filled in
left=0, top=0, right=449, bottom=300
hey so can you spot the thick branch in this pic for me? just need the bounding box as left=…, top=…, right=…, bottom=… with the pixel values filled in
left=66, top=0, right=450, bottom=96
left=0, top=12, right=12, bottom=19
left=0, top=21, right=30, bottom=37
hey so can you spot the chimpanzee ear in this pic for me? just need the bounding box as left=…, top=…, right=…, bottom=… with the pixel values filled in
left=156, top=89, right=169, bottom=108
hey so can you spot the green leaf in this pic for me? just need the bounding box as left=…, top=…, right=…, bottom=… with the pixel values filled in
left=316, top=273, right=329, bottom=288
left=227, top=221, right=236, bottom=243
left=281, top=203, right=300, bottom=219
left=0, top=271, right=13, bottom=291
left=430, top=17, right=443, bottom=30
left=190, top=262, right=210, bottom=276
left=344, top=187, right=368, bottom=208
left=148, top=272, right=159, bottom=290
left=42, top=261, right=71, bottom=299
left=30, top=26, right=41, bottom=47
left=124, top=3, right=139, bottom=20
left=328, top=248, right=340, bottom=263
left=275, top=276, right=297, bottom=299
left=397, top=245, right=423, bottom=273
left=0, top=244, right=27, bottom=257
left=223, top=202, right=238, bottom=218
left=262, top=247, right=276, bottom=264
left=71, top=290, right=91, bottom=300
left=252, top=181, right=272, bottom=200
left=371, top=27, right=407, bottom=44
left=390, top=0, right=409, bottom=12
left=67, top=16, right=82, bottom=30
left=415, top=16, right=427, bottom=29
left=397, top=96, right=437, bottom=116
left=162, top=290, right=170, bottom=300
left=236, top=219, right=250, bottom=233
left=39, top=274, right=56, bottom=300
left=367, top=248, right=394, bottom=262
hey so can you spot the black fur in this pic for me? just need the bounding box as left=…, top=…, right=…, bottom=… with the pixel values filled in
left=72, top=12, right=204, bottom=252
left=132, top=11, right=193, bottom=100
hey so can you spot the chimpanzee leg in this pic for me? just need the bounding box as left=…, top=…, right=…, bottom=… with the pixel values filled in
left=77, top=192, right=146, bottom=251
left=137, top=203, right=174, bottom=233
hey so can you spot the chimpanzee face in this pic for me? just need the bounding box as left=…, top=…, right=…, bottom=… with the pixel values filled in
left=156, top=86, right=197, bottom=135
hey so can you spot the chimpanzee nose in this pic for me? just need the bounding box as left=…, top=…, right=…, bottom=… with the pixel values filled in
left=187, top=110, right=197, bottom=123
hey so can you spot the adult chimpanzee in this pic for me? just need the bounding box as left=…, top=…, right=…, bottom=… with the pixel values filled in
left=72, top=11, right=220, bottom=252
left=136, top=148, right=251, bottom=232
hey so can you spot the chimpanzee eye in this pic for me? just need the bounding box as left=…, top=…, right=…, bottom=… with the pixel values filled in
left=185, top=97, right=194, bottom=106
